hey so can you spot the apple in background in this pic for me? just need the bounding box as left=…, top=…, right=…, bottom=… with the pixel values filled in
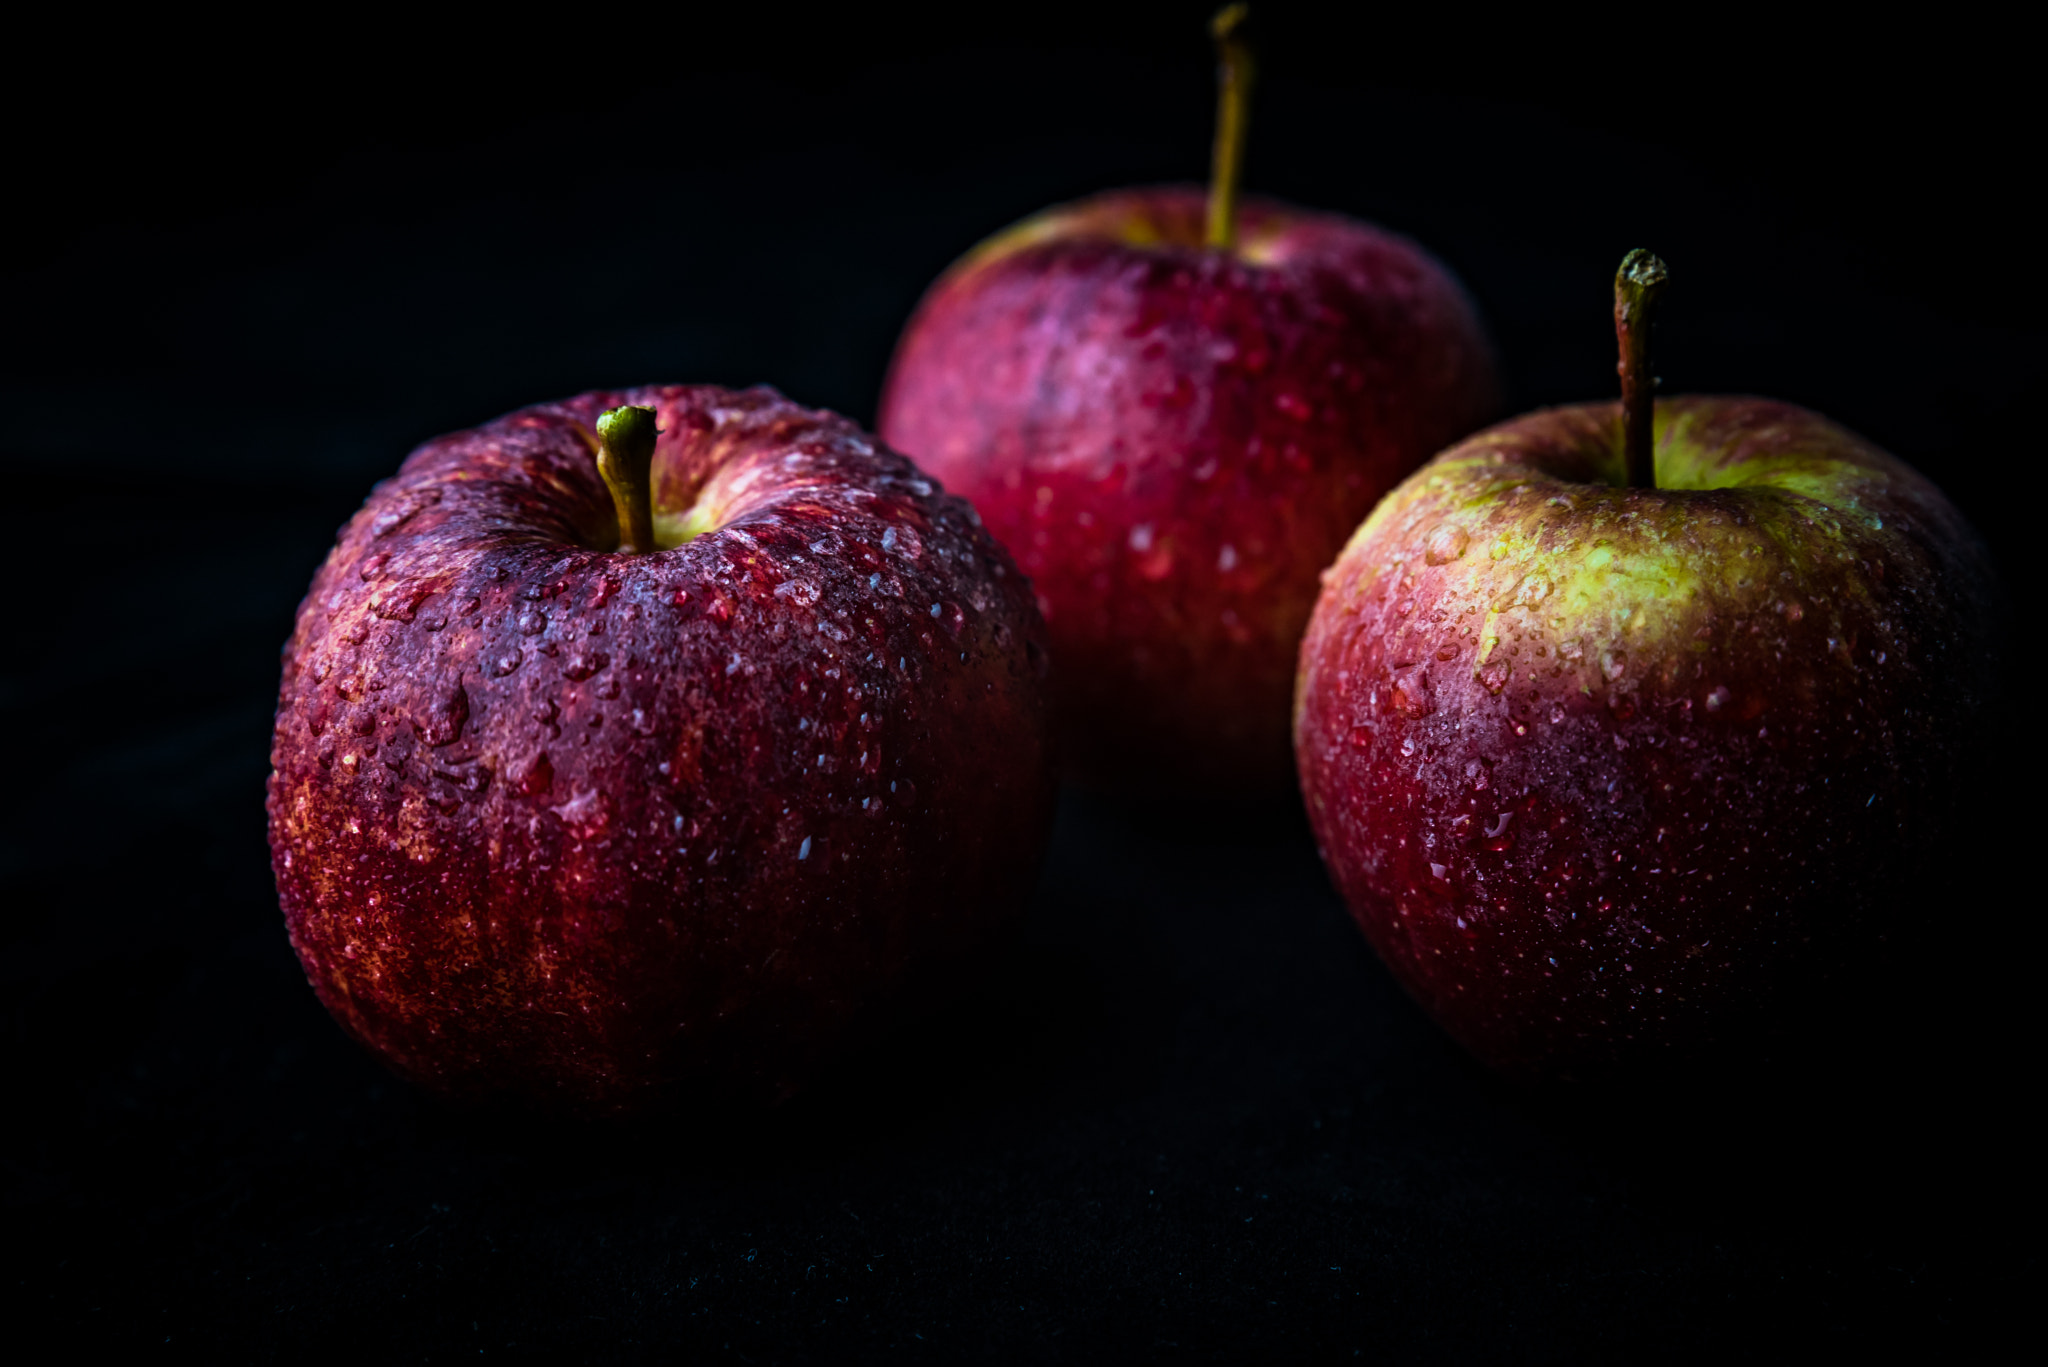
left=1293, top=252, right=2001, bottom=1080
left=877, top=9, right=1496, bottom=791
left=266, top=385, right=1055, bottom=1114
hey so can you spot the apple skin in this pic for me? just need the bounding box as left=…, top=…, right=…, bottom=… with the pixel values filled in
left=1293, top=397, right=1999, bottom=1079
left=266, top=385, right=1055, bottom=1114
left=878, top=186, right=1497, bottom=791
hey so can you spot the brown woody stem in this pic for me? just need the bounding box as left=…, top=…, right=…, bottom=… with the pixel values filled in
left=1614, top=249, right=1669, bottom=489
left=1205, top=4, right=1255, bottom=252
left=596, top=405, right=658, bottom=553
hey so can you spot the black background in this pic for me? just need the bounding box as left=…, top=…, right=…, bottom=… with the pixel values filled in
left=3, top=6, right=2036, bottom=1359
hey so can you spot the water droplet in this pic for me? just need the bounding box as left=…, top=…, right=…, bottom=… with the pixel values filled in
left=563, top=650, right=610, bottom=681
left=1129, top=523, right=1155, bottom=553
left=368, top=489, right=441, bottom=539
left=513, top=751, right=553, bottom=796
left=550, top=787, right=605, bottom=827
left=1705, top=685, right=1731, bottom=712
left=1391, top=670, right=1434, bottom=718
left=413, top=684, right=469, bottom=748
left=798, top=836, right=812, bottom=860
left=1424, top=526, right=1469, bottom=565
left=1217, top=544, right=1239, bottom=571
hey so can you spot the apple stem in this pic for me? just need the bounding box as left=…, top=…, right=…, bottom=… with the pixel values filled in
left=596, top=405, right=659, bottom=553
left=1614, top=249, right=1669, bottom=489
left=1205, top=4, right=1255, bottom=252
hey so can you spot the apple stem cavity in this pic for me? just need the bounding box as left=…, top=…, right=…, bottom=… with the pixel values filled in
left=1614, top=248, right=1670, bottom=490
left=1205, top=3, right=1255, bottom=253
left=596, top=405, right=659, bottom=553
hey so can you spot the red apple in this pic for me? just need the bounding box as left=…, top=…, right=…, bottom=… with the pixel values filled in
left=1293, top=255, right=2000, bottom=1079
left=266, top=385, right=1055, bottom=1114
left=876, top=18, right=1492, bottom=791
left=879, top=184, right=1496, bottom=790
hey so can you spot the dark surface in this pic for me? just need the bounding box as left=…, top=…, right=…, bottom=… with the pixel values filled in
left=3, top=10, right=2036, bottom=1360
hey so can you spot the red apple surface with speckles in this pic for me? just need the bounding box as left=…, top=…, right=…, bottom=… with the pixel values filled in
left=266, top=386, right=1055, bottom=1114
left=878, top=186, right=1496, bottom=792
left=1294, top=397, right=1998, bottom=1079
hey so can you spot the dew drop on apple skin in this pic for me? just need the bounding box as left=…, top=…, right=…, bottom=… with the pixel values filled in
left=1425, top=526, right=1469, bottom=565
left=773, top=576, right=822, bottom=608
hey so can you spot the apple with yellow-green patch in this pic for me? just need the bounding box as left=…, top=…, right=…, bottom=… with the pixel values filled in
left=1293, top=252, right=2000, bottom=1080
